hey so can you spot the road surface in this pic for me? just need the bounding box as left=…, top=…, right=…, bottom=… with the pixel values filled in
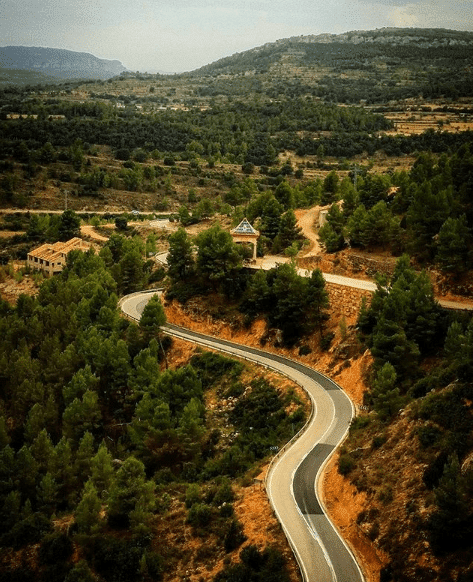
left=120, top=291, right=365, bottom=582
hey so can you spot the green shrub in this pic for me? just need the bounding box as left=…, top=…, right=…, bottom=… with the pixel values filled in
left=186, top=503, right=213, bottom=528
left=115, top=216, right=128, bottom=231
left=39, top=532, right=73, bottom=565
left=85, top=535, right=144, bottom=582
left=190, top=352, right=244, bottom=389
left=1, top=512, right=53, bottom=549
left=213, top=479, right=235, bottom=506
left=224, top=518, right=246, bottom=552
left=321, top=332, right=335, bottom=351
left=371, top=434, right=386, bottom=449
left=185, top=483, right=201, bottom=508
left=219, top=503, right=234, bottom=518
left=298, top=345, right=312, bottom=356
left=65, top=560, right=96, bottom=582
left=417, top=423, right=443, bottom=449
left=140, top=551, right=164, bottom=580
left=377, top=484, right=393, bottom=504
left=338, top=453, right=356, bottom=476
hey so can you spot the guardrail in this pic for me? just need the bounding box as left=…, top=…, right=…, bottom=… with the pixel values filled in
left=120, top=291, right=363, bottom=582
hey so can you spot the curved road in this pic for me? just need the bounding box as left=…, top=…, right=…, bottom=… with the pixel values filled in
left=120, top=291, right=364, bottom=582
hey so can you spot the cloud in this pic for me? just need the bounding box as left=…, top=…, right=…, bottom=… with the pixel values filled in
left=388, top=5, right=420, bottom=26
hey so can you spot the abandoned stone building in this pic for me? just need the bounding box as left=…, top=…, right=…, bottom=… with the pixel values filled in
left=27, top=237, right=90, bottom=276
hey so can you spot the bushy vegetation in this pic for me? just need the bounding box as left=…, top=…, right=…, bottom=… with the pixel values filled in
left=0, top=248, right=304, bottom=579
left=195, top=29, right=473, bottom=103
left=319, top=145, right=473, bottom=274
left=337, top=252, right=473, bottom=580
left=166, top=224, right=330, bottom=346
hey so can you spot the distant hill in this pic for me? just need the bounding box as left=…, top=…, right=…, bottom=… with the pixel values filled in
left=0, top=67, right=62, bottom=88
left=193, top=27, right=473, bottom=75
left=188, top=27, right=473, bottom=103
left=0, top=46, right=127, bottom=83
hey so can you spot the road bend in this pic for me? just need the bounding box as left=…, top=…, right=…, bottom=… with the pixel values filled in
left=120, top=291, right=365, bottom=582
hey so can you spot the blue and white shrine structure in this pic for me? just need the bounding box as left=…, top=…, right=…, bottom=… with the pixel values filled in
left=230, top=218, right=260, bottom=261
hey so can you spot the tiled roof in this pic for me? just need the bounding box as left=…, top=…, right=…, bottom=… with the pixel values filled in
left=231, top=218, right=259, bottom=235
left=28, top=238, right=90, bottom=263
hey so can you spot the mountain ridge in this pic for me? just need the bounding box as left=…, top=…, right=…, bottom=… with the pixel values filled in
left=191, top=27, right=473, bottom=75
left=0, top=45, right=127, bottom=80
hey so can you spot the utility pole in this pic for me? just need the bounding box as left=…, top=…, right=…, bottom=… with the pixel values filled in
left=351, top=165, right=360, bottom=190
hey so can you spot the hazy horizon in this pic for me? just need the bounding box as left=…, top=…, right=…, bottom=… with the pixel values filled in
left=1, top=0, right=472, bottom=74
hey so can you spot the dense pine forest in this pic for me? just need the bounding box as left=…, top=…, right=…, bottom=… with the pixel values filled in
left=0, top=243, right=306, bottom=580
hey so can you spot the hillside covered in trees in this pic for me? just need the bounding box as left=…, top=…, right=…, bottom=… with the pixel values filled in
left=1, top=25, right=473, bottom=582
left=0, top=242, right=308, bottom=581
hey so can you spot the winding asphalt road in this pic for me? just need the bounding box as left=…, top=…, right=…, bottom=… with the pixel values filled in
left=120, top=291, right=364, bottom=582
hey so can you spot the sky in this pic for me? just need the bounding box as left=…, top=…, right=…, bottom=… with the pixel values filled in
left=1, top=0, right=472, bottom=73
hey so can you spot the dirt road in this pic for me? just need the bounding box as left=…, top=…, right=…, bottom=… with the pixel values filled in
left=295, top=206, right=323, bottom=258
left=80, top=225, right=109, bottom=242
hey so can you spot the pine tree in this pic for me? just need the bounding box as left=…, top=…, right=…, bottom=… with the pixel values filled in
left=322, top=170, right=339, bottom=204
left=436, top=214, right=470, bottom=274
left=63, top=365, right=99, bottom=407
left=0, top=416, right=9, bottom=450
left=319, top=203, right=345, bottom=252
left=118, top=250, right=147, bottom=294
left=275, top=209, right=303, bottom=251
left=74, top=432, right=95, bottom=486
left=260, top=196, right=283, bottom=240
left=240, top=270, right=272, bottom=317
left=372, top=363, right=403, bottom=420
left=271, top=262, right=309, bottom=346
left=428, top=454, right=473, bottom=552
left=75, top=480, right=102, bottom=533
left=64, top=560, right=96, bottom=582
left=306, top=268, right=330, bottom=335
left=90, top=442, right=114, bottom=499
left=177, top=397, right=206, bottom=456
left=62, top=391, right=102, bottom=443
left=274, top=181, right=294, bottom=210
left=196, top=225, right=242, bottom=291
left=0, top=491, right=21, bottom=535
left=51, top=437, right=75, bottom=504
left=139, top=294, right=166, bottom=341
left=14, top=446, right=37, bottom=501
left=36, top=472, right=59, bottom=516
left=347, top=204, right=369, bottom=247
left=30, top=429, right=54, bottom=474
left=167, top=227, right=195, bottom=282
left=24, top=403, right=47, bottom=443
left=107, top=456, right=155, bottom=530
left=58, top=210, right=81, bottom=241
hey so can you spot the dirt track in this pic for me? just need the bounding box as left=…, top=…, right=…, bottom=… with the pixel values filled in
left=295, top=206, right=323, bottom=257
left=80, top=225, right=109, bottom=242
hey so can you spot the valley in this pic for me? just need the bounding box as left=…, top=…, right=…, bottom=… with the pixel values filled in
left=1, top=27, right=473, bottom=582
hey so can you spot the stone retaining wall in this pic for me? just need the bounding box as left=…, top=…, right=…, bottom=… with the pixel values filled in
left=344, top=254, right=396, bottom=278
left=298, top=252, right=397, bottom=279
left=326, top=283, right=372, bottom=320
